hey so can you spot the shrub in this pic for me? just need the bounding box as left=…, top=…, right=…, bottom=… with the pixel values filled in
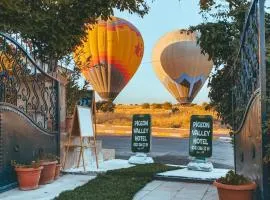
left=171, top=107, right=180, bottom=114
left=96, top=101, right=115, bottom=113
left=151, top=103, right=162, bottom=109
left=217, top=170, right=251, bottom=185
left=141, top=103, right=150, bottom=109
left=162, top=102, right=172, bottom=110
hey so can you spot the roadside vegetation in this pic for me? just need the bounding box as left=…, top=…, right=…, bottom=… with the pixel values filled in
left=96, top=102, right=224, bottom=129
left=55, top=164, right=178, bottom=200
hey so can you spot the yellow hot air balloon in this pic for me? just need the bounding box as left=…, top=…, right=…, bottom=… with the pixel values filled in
left=0, top=50, right=14, bottom=75
left=152, top=30, right=213, bottom=104
left=74, top=16, right=144, bottom=101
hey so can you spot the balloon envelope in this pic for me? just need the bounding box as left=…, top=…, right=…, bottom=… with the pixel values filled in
left=152, top=30, right=213, bottom=104
left=74, top=17, right=144, bottom=101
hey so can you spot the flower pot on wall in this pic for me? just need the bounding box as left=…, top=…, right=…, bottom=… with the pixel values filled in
left=39, top=160, right=57, bottom=185
left=15, top=166, right=43, bottom=190
left=214, top=181, right=257, bottom=200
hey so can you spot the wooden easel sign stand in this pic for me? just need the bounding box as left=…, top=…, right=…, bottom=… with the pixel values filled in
left=63, top=105, right=99, bottom=171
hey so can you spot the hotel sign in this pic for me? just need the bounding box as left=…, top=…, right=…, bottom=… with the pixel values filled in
left=131, top=114, right=151, bottom=153
left=189, top=115, right=213, bottom=158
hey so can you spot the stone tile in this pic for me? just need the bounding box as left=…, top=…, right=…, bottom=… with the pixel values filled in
left=158, top=181, right=183, bottom=192
left=173, top=183, right=211, bottom=199
left=142, top=181, right=164, bottom=191
left=133, top=190, right=151, bottom=200
left=158, top=168, right=229, bottom=181
left=142, top=190, right=178, bottom=200
left=0, top=175, right=95, bottom=200
left=202, top=185, right=219, bottom=200
left=136, top=182, right=217, bottom=200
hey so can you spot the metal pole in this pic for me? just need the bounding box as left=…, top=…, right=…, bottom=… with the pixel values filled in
left=56, top=81, right=61, bottom=157
left=258, top=0, right=267, bottom=199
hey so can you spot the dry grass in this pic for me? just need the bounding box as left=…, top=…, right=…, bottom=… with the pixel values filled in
left=96, top=104, right=223, bottom=129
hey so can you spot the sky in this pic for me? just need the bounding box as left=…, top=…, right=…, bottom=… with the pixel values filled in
left=109, top=0, right=210, bottom=105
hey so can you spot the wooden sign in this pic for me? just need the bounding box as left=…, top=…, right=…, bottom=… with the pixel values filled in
left=131, top=114, right=151, bottom=153
left=63, top=104, right=98, bottom=171
left=189, top=115, right=213, bottom=158
left=77, top=106, right=94, bottom=137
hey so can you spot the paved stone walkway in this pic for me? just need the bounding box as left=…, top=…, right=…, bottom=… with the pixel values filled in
left=133, top=181, right=218, bottom=200
left=0, top=175, right=95, bottom=200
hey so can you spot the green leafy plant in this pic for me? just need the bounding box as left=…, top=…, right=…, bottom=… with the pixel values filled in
left=39, top=153, right=59, bottom=162
left=217, top=170, right=251, bottom=185
left=0, top=0, right=150, bottom=61
left=11, top=160, right=41, bottom=168
left=192, top=0, right=270, bottom=128
left=263, top=144, right=270, bottom=164
left=59, top=56, right=91, bottom=116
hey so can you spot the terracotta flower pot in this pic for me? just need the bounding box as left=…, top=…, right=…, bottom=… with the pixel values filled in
left=213, top=180, right=257, bottom=200
left=39, top=160, right=57, bottom=185
left=15, top=166, right=43, bottom=191
left=54, top=163, right=61, bottom=180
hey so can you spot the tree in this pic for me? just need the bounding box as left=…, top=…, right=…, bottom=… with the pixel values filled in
left=141, top=103, right=150, bottom=109
left=96, top=101, right=115, bottom=113
left=151, top=103, right=162, bottom=109
left=162, top=102, right=172, bottom=110
left=192, top=0, right=270, bottom=126
left=62, top=65, right=90, bottom=116
left=171, top=107, right=180, bottom=114
left=0, top=0, right=150, bottom=61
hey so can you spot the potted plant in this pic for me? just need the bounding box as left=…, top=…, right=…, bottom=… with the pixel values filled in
left=12, top=160, right=43, bottom=191
left=39, top=154, right=58, bottom=185
left=213, top=170, right=257, bottom=200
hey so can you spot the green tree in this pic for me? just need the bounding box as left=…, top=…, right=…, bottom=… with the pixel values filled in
left=62, top=66, right=90, bottom=116
left=192, top=0, right=270, bottom=126
left=0, top=0, right=149, bottom=61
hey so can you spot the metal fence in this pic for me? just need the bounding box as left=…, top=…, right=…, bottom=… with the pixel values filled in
left=0, top=32, right=60, bottom=133
left=232, top=0, right=269, bottom=199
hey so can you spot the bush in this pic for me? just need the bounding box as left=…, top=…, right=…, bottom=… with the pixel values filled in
left=141, top=103, right=150, bottom=109
left=96, top=101, right=115, bottom=113
left=151, top=103, right=162, bottom=109
left=162, top=102, right=172, bottom=110
left=217, top=170, right=251, bottom=185
left=171, top=107, right=180, bottom=114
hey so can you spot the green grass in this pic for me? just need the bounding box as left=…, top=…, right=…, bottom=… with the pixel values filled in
left=55, top=164, right=179, bottom=200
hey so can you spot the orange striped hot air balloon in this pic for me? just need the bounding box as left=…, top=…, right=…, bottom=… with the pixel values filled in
left=74, top=16, right=144, bottom=101
left=152, top=30, right=213, bottom=104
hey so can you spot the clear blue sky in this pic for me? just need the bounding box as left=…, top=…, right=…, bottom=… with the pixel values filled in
left=110, top=0, right=210, bottom=105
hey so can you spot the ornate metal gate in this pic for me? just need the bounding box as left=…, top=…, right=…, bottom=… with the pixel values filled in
left=0, top=32, right=60, bottom=192
left=232, top=0, right=269, bottom=199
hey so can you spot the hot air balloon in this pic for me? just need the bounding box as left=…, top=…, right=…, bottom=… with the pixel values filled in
left=74, top=16, right=144, bottom=101
left=0, top=49, right=14, bottom=76
left=152, top=30, right=213, bottom=104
